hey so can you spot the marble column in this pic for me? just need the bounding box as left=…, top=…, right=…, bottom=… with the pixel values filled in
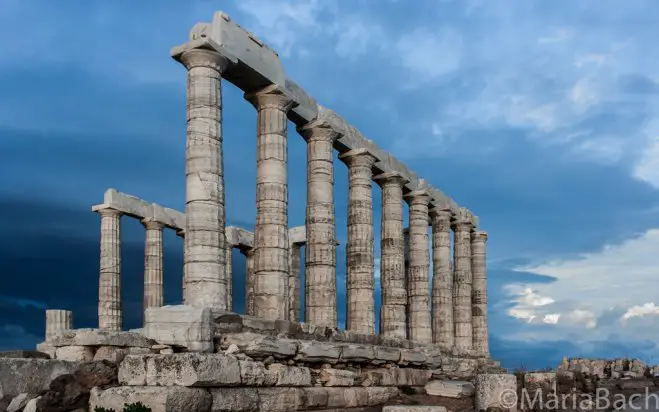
left=471, top=230, right=489, bottom=356
left=374, top=172, right=408, bottom=338
left=96, top=207, right=122, bottom=331
left=176, top=229, right=186, bottom=301
left=226, top=243, right=233, bottom=311
left=241, top=248, right=255, bottom=316
left=142, top=218, right=164, bottom=311
left=289, top=244, right=302, bottom=322
left=245, top=85, right=295, bottom=320
left=45, top=310, right=72, bottom=340
left=453, top=208, right=474, bottom=351
left=404, top=187, right=432, bottom=343
left=339, top=149, right=377, bottom=334
left=430, top=206, right=454, bottom=347
left=177, top=48, right=231, bottom=309
left=299, top=122, right=339, bottom=327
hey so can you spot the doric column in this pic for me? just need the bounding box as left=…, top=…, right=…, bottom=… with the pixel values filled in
left=96, top=207, right=122, bottom=331
left=430, top=206, right=454, bottom=347
left=404, top=187, right=432, bottom=343
left=453, top=208, right=474, bottom=351
left=471, top=230, right=489, bottom=356
left=240, top=248, right=255, bottom=316
left=298, top=122, right=339, bottom=327
left=176, top=48, right=231, bottom=309
left=339, top=149, right=377, bottom=334
left=142, top=218, right=164, bottom=311
left=289, top=244, right=302, bottom=322
left=374, top=172, right=408, bottom=338
left=245, top=85, right=295, bottom=320
left=45, top=310, right=72, bottom=340
left=226, top=243, right=233, bottom=311
left=176, top=229, right=186, bottom=300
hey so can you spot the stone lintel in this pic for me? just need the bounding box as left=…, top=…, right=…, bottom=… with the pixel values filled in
left=93, top=188, right=185, bottom=230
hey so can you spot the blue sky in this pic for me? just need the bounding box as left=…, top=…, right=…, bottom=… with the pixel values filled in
left=2, top=0, right=659, bottom=369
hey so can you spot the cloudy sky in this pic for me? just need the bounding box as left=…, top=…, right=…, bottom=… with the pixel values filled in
left=2, top=0, right=659, bottom=370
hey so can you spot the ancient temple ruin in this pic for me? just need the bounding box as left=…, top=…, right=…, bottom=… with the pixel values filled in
left=5, top=11, right=521, bottom=412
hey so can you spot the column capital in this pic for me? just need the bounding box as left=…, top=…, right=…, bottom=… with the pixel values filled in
left=244, top=84, right=296, bottom=111
left=178, top=47, right=232, bottom=72
left=141, top=218, right=165, bottom=231
left=373, top=171, right=408, bottom=188
left=429, top=205, right=453, bottom=220
left=297, top=122, right=340, bottom=143
left=92, top=206, right=122, bottom=218
left=338, top=148, right=378, bottom=168
left=452, top=207, right=474, bottom=229
left=471, top=230, right=488, bottom=242
left=403, top=189, right=431, bottom=205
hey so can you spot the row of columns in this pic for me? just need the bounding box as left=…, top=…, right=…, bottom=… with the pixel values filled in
left=174, top=46, right=489, bottom=354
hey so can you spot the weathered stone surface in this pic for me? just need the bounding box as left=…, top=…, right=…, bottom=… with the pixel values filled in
left=0, top=358, right=79, bottom=399
left=49, top=328, right=155, bottom=348
left=383, top=407, right=447, bottom=412
left=143, top=218, right=165, bottom=310
left=361, top=368, right=432, bottom=387
left=73, top=360, right=118, bottom=390
left=239, top=360, right=276, bottom=386
left=90, top=386, right=212, bottom=412
left=268, top=363, right=312, bottom=386
left=36, top=342, right=56, bottom=359
left=144, top=305, right=213, bottom=352
left=23, top=397, right=39, bottom=412
left=430, top=207, right=453, bottom=347
left=120, top=353, right=241, bottom=387
left=523, top=372, right=556, bottom=395
left=424, top=380, right=475, bottom=397
left=7, top=393, right=32, bottom=412
left=399, top=349, right=426, bottom=365
left=341, top=344, right=375, bottom=362
left=374, top=346, right=402, bottom=363
left=319, top=368, right=357, bottom=386
left=95, top=207, right=122, bottom=331
left=55, top=346, right=94, bottom=361
left=475, top=374, right=517, bottom=412
left=296, top=341, right=341, bottom=363
left=452, top=210, right=474, bottom=351
left=0, top=350, right=50, bottom=359
left=258, top=387, right=300, bottom=411
left=220, top=332, right=298, bottom=358
left=210, top=387, right=260, bottom=411
left=471, top=231, right=489, bottom=356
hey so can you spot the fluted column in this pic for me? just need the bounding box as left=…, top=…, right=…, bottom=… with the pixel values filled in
left=142, top=218, right=165, bottom=311
left=45, top=310, right=72, bottom=340
left=453, top=208, right=474, bottom=351
left=374, top=172, right=408, bottom=338
left=96, top=207, right=122, bottom=331
left=430, top=206, right=453, bottom=346
left=339, top=149, right=377, bottom=334
left=245, top=85, right=295, bottom=320
left=241, top=248, right=255, bottom=316
left=298, top=122, right=339, bottom=327
left=471, top=230, right=489, bottom=356
left=289, top=244, right=302, bottom=322
left=226, top=243, right=233, bottom=311
left=404, top=187, right=432, bottom=343
left=177, top=48, right=231, bottom=309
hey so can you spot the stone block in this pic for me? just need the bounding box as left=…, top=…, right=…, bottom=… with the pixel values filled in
left=144, top=305, right=213, bottom=352
left=383, top=407, right=447, bottom=412
left=424, top=380, right=475, bottom=397
left=239, top=359, right=275, bottom=386
left=399, top=349, right=426, bottom=365
left=93, top=346, right=129, bottom=363
left=0, top=358, right=79, bottom=399
left=319, top=368, right=357, bottom=386
left=267, top=363, right=312, bottom=386
left=89, top=386, right=212, bottom=412
left=140, top=353, right=241, bottom=387
left=55, top=346, right=94, bottom=362
left=374, top=346, right=402, bottom=363
left=7, top=393, right=33, bottom=412
left=257, top=387, right=301, bottom=411
left=118, top=354, right=152, bottom=386
left=35, top=342, right=56, bottom=359
left=361, top=368, right=432, bottom=387
left=367, top=387, right=400, bottom=406
left=474, top=373, right=518, bottom=412
left=296, top=341, right=341, bottom=363
left=210, top=388, right=260, bottom=411
left=220, top=332, right=298, bottom=358
left=48, top=328, right=155, bottom=348
left=340, top=343, right=376, bottom=362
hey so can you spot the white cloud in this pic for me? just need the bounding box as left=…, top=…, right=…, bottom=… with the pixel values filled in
left=634, top=134, right=659, bottom=188
left=394, top=27, right=463, bottom=82
left=506, top=228, right=659, bottom=340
